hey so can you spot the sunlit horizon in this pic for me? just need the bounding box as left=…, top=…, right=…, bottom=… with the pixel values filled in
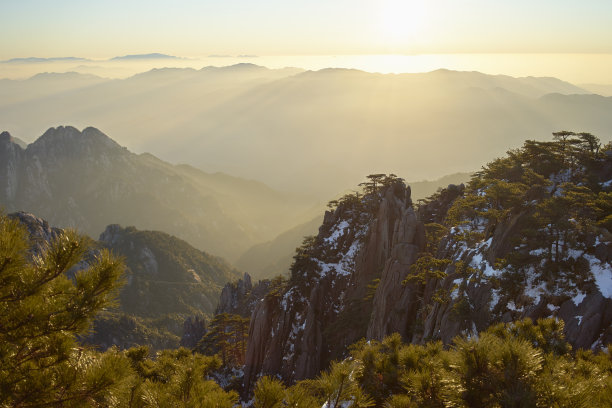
left=2, top=53, right=612, bottom=86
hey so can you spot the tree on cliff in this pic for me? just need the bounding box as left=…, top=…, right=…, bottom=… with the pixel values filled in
left=197, top=313, right=249, bottom=367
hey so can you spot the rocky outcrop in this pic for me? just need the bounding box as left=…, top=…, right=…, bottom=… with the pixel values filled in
left=216, top=273, right=253, bottom=315
left=244, top=180, right=425, bottom=392
left=216, top=272, right=271, bottom=317
left=243, top=167, right=612, bottom=393
left=180, top=316, right=207, bottom=348
left=0, top=132, right=24, bottom=204
left=7, top=211, right=62, bottom=250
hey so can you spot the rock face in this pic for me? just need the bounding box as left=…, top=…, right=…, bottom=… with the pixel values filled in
left=243, top=163, right=612, bottom=392
left=244, top=179, right=426, bottom=391
left=0, top=126, right=314, bottom=260
left=180, top=316, right=207, bottom=348
left=98, top=224, right=241, bottom=318
left=216, top=272, right=271, bottom=317
left=7, top=211, right=62, bottom=251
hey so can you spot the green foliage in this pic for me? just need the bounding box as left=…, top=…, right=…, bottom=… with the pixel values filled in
left=309, top=360, right=375, bottom=408
left=0, top=214, right=126, bottom=406
left=196, top=313, right=249, bottom=367
left=419, top=132, right=612, bottom=312
left=253, top=376, right=286, bottom=408
left=130, top=348, right=237, bottom=408
left=0, top=215, right=240, bottom=406
left=304, top=319, right=612, bottom=408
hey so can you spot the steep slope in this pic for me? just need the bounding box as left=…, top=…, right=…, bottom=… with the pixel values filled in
left=243, top=135, right=612, bottom=391
left=0, top=126, right=314, bottom=260
left=244, top=175, right=426, bottom=388
left=405, top=134, right=612, bottom=348
left=99, top=224, right=241, bottom=317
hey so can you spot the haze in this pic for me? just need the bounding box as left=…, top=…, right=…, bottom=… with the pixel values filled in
left=1, top=0, right=612, bottom=252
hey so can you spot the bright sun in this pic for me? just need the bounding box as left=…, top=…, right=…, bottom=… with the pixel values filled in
left=379, top=0, right=428, bottom=45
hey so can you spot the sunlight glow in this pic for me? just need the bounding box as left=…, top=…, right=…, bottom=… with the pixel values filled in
left=379, top=0, right=428, bottom=45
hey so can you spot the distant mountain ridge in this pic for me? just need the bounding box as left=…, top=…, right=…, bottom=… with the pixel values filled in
left=1, top=65, right=609, bottom=199
left=110, top=53, right=180, bottom=61
left=0, top=56, right=91, bottom=64
left=0, top=126, right=314, bottom=260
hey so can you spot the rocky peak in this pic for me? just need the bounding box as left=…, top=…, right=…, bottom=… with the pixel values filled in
left=216, top=272, right=271, bottom=317
left=0, top=131, right=13, bottom=144
left=243, top=177, right=425, bottom=391
left=28, top=126, right=124, bottom=159
left=0, top=132, right=24, bottom=203
left=8, top=211, right=62, bottom=251
left=99, top=224, right=126, bottom=246
left=180, top=316, right=207, bottom=348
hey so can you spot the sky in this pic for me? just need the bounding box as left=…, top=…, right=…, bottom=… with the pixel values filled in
left=2, top=0, right=612, bottom=58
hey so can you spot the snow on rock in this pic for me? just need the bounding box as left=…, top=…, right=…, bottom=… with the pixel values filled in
left=322, top=401, right=353, bottom=408
left=584, top=253, right=612, bottom=298
left=469, top=250, right=500, bottom=277
left=572, top=291, right=586, bottom=305
left=324, top=220, right=350, bottom=245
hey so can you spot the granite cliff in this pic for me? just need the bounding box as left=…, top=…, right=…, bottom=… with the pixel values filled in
left=243, top=135, right=612, bottom=392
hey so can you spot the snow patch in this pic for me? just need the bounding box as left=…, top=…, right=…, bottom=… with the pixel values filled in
left=584, top=253, right=612, bottom=298
left=572, top=291, right=586, bottom=305
left=325, top=220, right=350, bottom=245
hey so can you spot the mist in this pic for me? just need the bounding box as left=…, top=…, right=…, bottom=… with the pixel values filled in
left=2, top=63, right=610, bottom=199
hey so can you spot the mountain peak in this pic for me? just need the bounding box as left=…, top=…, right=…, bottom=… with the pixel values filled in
left=32, top=126, right=122, bottom=153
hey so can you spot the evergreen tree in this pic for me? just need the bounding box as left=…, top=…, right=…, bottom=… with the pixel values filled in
left=0, top=214, right=126, bottom=406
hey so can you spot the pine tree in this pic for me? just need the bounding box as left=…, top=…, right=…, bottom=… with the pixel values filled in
left=0, top=214, right=126, bottom=406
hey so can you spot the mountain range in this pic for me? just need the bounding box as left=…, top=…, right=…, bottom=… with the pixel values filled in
left=0, top=126, right=316, bottom=260
left=1, top=65, right=610, bottom=198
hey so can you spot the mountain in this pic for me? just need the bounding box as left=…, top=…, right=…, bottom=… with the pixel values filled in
left=242, top=136, right=612, bottom=391
left=0, top=126, right=315, bottom=260
left=86, top=224, right=242, bottom=350
left=8, top=211, right=242, bottom=350
left=235, top=216, right=322, bottom=280
left=408, top=172, right=472, bottom=202
left=235, top=172, right=472, bottom=280
left=0, top=57, right=90, bottom=63
left=99, top=224, right=240, bottom=316
left=2, top=66, right=609, bottom=198
left=580, top=83, right=612, bottom=97
left=110, top=53, right=180, bottom=61
left=0, top=72, right=110, bottom=108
